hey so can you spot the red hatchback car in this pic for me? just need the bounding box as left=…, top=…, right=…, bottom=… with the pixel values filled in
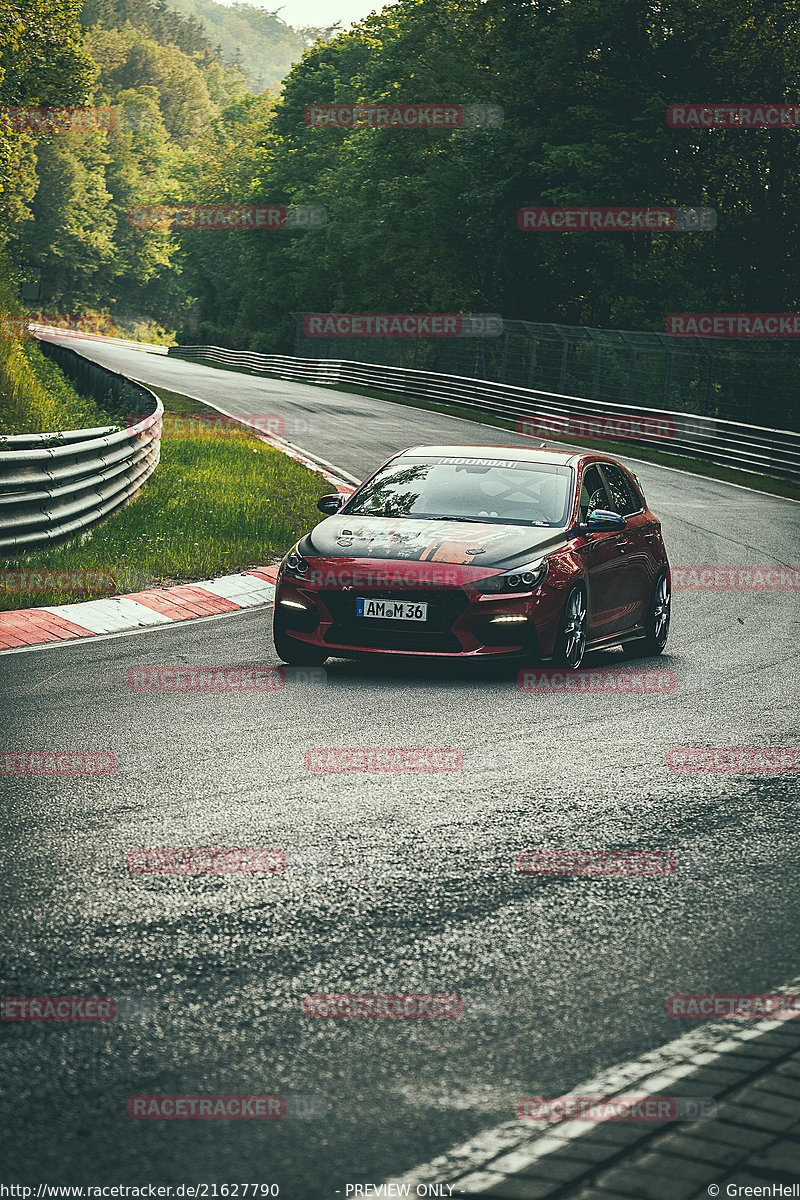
left=273, top=444, right=671, bottom=669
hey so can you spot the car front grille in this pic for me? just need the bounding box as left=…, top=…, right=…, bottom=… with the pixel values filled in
left=321, top=588, right=467, bottom=653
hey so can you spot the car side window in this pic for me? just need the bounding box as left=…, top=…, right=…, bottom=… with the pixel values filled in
left=579, top=465, right=610, bottom=522
left=600, top=464, right=641, bottom=516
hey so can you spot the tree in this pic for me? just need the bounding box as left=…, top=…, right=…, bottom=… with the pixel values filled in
left=0, top=0, right=95, bottom=250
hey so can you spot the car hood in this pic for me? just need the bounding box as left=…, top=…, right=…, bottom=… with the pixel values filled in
left=302, top=516, right=568, bottom=570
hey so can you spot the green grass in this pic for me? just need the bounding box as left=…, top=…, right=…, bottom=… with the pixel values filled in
left=140, top=385, right=209, bottom=416
left=0, top=386, right=332, bottom=611
left=177, top=354, right=800, bottom=502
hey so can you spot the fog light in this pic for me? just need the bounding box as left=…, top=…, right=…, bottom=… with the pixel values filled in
left=489, top=614, right=529, bottom=623
left=280, top=599, right=308, bottom=610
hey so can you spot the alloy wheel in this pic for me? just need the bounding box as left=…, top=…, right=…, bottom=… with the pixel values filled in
left=653, top=573, right=671, bottom=646
left=563, top=589, right=587, bottom=668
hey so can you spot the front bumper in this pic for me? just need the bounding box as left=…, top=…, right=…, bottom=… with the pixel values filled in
left=274, top=563, right=562, bottom=659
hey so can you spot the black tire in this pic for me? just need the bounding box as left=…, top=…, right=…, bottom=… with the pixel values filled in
left=273, top=620, right=328, bottom=666
left=551, top=585, right=587, bottom=669
left=621, top=569, right=671, bottom=658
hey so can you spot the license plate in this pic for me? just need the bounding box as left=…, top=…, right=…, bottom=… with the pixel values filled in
left=355, top=598, right=428, bottom=622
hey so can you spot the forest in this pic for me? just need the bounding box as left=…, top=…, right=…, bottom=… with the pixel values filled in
left=1, top=0, right=798, bottom=355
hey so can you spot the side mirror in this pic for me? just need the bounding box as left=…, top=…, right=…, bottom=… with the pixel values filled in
left=580, top=509, right=627, bottom=532
left=317, top=494, right=344, bottom=515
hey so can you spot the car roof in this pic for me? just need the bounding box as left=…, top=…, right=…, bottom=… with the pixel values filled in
left=398, top=444, right=579, bottom=466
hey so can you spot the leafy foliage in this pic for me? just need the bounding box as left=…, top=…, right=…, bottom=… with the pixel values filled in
left=2, top=0, right=800, bottom=370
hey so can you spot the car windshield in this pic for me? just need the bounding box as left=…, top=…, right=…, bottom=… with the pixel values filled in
left=341, top=455, right=573, bottom=526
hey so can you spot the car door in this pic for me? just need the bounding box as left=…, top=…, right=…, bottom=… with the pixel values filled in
left=598, top=462, right=653, bottom=630
left=573, top=463, right=622, bottom=637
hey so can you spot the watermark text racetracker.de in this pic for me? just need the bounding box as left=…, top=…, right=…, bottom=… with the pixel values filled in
left=131, top=1096, right=320, bottom=1121
left=667, top=748, right=800, bottom=772
left=304, top=993, right=462, bottom=1018
left=304, top=748, right=463, bottom=772
left=667, top=993, right=800, bottom=1019
left=1, top=997, right=115, bottom=1021
left=127, top=848, right=285, bottom=873
left=671, top=566, right=800, bottom=590
left=128, top=204, right=326, bottom=231
left=304, top=102, right=503, bottom=128
left=128, top=411, right=315, bottom=440
left=1, top=752, right=116, bottom=775
left=667, top=103, right=800, bottom=127
left=0, top=105, right=161, bottom=133
left=302, top=313, right=503, bottom=337
left=298, top=567, right=462, bottom=588
left=127, top=667, right=286, bottom=692
left=127, top=666, right=328, bottom=693
left=518, top=1096, right=717, bottom=1120
left=518, top=849, right=677, bottom=875
left=0, top=105, right=116, bottom=132
left=1, top=570, right=118, bottom=595
left=518, top=206, right=716, bottom=231
left=128, top=412, right=290, bottom=437
left=667, top=313, right=800, bottom=337
left=518, top=668, right=676, bottom=694
left=128, top=1095, right=284, bottom=1119
left=518, top=413, right=677, bottom=442
left=1, top=569, right=159, bottom=595
left=1, top=997, right=155, bottom=1023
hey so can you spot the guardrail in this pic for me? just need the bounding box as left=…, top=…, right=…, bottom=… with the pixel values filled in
left=169, top=346, right=800, bottom=484
left=0, top=340, right=163, bottom=553
left=289, top=315, right=800, bottom=432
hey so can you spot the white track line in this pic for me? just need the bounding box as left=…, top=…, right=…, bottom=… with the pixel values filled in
left=382, top=972, right=800, bottom=1192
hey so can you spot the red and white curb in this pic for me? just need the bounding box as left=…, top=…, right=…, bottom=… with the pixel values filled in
left=0, top=569, right=283, bottom=651
left=0, top=429, right=355, bottom=653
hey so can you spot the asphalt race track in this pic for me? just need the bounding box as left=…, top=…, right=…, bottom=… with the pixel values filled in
left=1, top=339, right=799, bottom=1196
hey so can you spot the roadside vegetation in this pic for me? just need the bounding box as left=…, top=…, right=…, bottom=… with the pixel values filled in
left=0, top=385, right=332, bottom=611
left=0, top=338, right=117, bottom=437
left=0, top=268, right=117, bottom=435
left=4, top=1, right=800, bottom=366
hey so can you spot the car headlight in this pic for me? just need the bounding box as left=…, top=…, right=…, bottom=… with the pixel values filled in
left=473, top=559, right=548, bottom=594
left=282, top=542, right=311, bottom=579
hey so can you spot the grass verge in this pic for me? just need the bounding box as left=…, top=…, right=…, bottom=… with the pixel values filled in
left=0, top=386, right=332, bottom=611
left=179, top=355, right=800, bottom=502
